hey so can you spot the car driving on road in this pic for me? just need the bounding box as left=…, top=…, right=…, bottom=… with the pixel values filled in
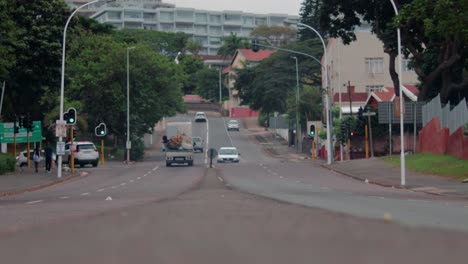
left=63, top=141, right=99, bottom=167
left=192, top=137, right=204, bottom=153
left=194, top=112, right=207, bottom=123
left=217, top=147, right=240, bottom=163
left=227, top=119, right=240, bottom=131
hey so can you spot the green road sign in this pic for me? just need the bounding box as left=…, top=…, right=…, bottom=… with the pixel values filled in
left=0, top=121, right=42, bottom=143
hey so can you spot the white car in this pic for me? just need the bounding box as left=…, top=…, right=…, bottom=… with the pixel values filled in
left=217, top=147, right=240, bottom=163
left=63, top=141, right=99, bottom=167
left=227, top=120, right=240, bottom=131
left=194, top=112, right=207, bottom=122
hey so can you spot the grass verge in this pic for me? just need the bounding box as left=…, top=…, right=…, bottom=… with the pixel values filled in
left=381, top=153, right=468, bottom=181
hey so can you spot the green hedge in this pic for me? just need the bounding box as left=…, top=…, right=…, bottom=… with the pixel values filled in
left=0, top=154, right=16, bottom=175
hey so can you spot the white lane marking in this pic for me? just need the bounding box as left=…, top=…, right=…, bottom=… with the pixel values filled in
left=222, top=117, right=235, bottom=148
left=59, top=196, right=69, bottom=200
left=26, top=200, right=43, bottom=204
left=321, top=187, right=331, bottom=190
left=205, top=118, right=210, bottom=165
left=218, top=177, right=224, bottom=183
left=97, top=189, right=105, bottom=192
left=147, top=171, right=152, bottom=174
left=152, top=166, right=159, bottom=171
left=279, top=176, right=284, bottom=179
left=129, top=180, right=134, bottom=183
left=120, top=183, right=127, bottom=186
left=137, top=177, right=141, bottom=180
left=144, top=174, right=148, bottom=177
left=81, top=192, right=90, bottom=196
left=272, top=172, right=278, bottom=176
left=111, top=186, right=118, bottom=189
left=371, top=196, right=386, bottom=200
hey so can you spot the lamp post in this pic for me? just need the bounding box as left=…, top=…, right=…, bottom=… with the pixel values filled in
left=126, top=46, right=135, bottom=164
left=292, top=57, right=300, bottom=153
left=57, top=0, right=113, bottom=178
left=389, top=0, right=406, bottom=186
left=297, top=22, right=333, bottom=164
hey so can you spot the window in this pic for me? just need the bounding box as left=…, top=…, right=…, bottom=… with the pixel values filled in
left=402, top=59, right=413, bottom=72
left=210, top=15, right=221, bottom=24
left=195, top=13, right=208, bottom=23
left=195, top=25, right=207, bottom=34
left=243, top=17, right=254, bottom=25
left=365, top=57, right=384, bottom=73
left=255, top=17, right=267, bottom=25
left=366, top=85, right=384, bottom=93
left=224, top=14, right=241, bottom=22
left=107, top=12, right=121, bottom=19
left=209, top=26, right=222, bottom=35
left=209, top=37, right=221, bottom=45
left=160, top=12, right=174, bottom=22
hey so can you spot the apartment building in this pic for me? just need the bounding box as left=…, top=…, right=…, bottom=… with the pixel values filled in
left=78, top=1, right=299, bottom=55
left=322, top=27, right=419, bottom=111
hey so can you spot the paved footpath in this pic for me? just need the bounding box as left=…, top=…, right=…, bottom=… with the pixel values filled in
left=241, top=117, right=468, bottom=199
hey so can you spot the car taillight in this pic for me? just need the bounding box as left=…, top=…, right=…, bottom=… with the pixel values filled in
left=93, top=149, right=98, bottom=152
left=74, top=149, right=80, bottom=153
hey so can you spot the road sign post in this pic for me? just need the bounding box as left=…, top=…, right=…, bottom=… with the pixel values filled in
left=363, top=111, right=376, bottom=158
left=70, top=126, right=74, bottom=173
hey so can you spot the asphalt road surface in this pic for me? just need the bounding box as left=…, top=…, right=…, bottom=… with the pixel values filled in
left=0, top=114, right=467, bottom=263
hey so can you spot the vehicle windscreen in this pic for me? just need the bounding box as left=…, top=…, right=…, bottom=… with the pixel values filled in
left=219, top=149, right=237, bottom=155
left=77, top=144, right=94, bottom=150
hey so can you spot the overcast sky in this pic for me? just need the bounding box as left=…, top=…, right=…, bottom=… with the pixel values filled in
left=164, top=0, right=303, bottom=16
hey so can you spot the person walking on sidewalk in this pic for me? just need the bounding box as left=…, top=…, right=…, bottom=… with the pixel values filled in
left=33, top=147, right=42, bottom=173
left=44, top=142, right=53, bottom=173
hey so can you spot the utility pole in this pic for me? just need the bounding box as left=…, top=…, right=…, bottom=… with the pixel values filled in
left=347, top=81, right=352, bottom=116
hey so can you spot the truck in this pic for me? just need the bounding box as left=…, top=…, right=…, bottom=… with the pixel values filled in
left=164, top=122, right=194, bottom=167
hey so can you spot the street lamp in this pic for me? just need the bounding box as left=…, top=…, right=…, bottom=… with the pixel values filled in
left=389, top=0, right=406, bottom=186
left=57, top=0, right=114, bottom=178
left=291, top=57, right=300, bottom=153
left=126, top=46, right=136, bottom=164
left=297, top=22, right=333, bottom=165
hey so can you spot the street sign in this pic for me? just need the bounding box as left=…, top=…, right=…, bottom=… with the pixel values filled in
left=0, top=121, right=42, bottom=143
left=363, top=112, right=376, bottom=116
left=126, top=141, right=132, bottom=149
left=57, top=141, right=65, bottom=155
left=55, top=120, right=67, bottom=137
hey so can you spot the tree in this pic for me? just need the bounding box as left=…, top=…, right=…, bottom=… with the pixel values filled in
left=250, top=25, right=297, bottom=46
left=0, top=0, right=17, bottom=81
left=217, top=33, right=250, bottom=58
left=2, top=0, right=70, bottom=121
left=317, top=0, right=467, bottom=103
left=299, top=0, right=325, bottom=40
left=177, top=54, right=205, bottom=95
left=186, top=39, right=203, bottom=56
left=195, top=68, right=225, bottom=102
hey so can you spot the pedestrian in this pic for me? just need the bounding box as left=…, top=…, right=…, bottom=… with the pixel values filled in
left=33, top=147, right=41, bottom=173
left=44, top=142, right=53, bottom=173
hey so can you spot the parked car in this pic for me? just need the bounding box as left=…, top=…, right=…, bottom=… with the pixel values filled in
left=63, top=141, right=99, bottom=167
left=194, top=112, right=207, bottom=123
left=217, top=147, right=240, bottom=163
left=227, top=119, right=240, bottom=131
left=192, top=137, right=204, bottom=153
left=16, top=150, right=42, bottom=167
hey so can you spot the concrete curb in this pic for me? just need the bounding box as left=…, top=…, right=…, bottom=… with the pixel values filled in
left=0, top=171, right=88, bottom=198
left=322, top=164, right=468, bottom=200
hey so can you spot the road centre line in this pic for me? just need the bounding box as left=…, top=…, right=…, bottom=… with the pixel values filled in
left=26, top=200, right=43, bottom=204
left=97, top=189, right=105, bottom=192
left=81, top=193, right=90, bottom=196
left=59, top=196, right=69, bottom=199
left=143, top=174, right=148, bottom=177
left=218, top=177, right=224, bottom=183
left=147, top=171, right=152, bottom=174
left=120, top=183, right=127, bottom=186
left=137, top=177, right=141, bottom=180
left=129, top=180, right=134, bottom=183
left=111, top=186, right=118, bottom=189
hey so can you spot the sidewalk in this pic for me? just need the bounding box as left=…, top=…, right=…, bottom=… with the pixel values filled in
left=0, top=166, right=84, bottom=197
left=241, top=117, right=468, bottom=199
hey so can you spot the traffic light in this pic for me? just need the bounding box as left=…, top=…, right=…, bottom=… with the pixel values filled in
left=13, top=118, right=19, bottom=134
left=95, top=123, right=107, bottom=137
left=25, top=113, right=33, bottom=132
left=64, top=108, right=77, bottom=125
left=309, top=124, right=316, bottom=137
left=340, top=122, right=347, bottom=142
left=251, top=39, right=259, bottom=52
left=18, top=115, right=24, bottom=128
left=350, top=130, right=355, bottom=137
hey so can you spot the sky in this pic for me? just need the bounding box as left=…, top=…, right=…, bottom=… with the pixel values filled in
left=164, top=0, right=303, bottom=16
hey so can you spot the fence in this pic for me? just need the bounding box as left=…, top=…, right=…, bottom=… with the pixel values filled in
left=422, top=95, right=468, bottom=135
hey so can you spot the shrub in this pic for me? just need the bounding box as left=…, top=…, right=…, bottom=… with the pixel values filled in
left=130, top=138, right=144, bottom=161
left=0, top=154, right=16, bottom=175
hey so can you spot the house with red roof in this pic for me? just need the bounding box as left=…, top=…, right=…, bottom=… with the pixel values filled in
left=222, top=49, right=278, bottom=115
left=365, top=85, right=419, bottom=108
left=333, top=86, right=369, bottom=115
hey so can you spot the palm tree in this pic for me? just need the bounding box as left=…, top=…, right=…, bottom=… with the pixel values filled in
left=186, top=40, right=203, bottom=56
left=217, top=33, right=250, bottom=59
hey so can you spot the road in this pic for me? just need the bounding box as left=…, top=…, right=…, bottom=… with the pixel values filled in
left=0, top=113, right=467, bottom=263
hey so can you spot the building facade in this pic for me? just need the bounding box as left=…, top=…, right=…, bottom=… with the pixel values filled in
left=80, top=1, right=299, bottom=55
left=323, top=29, right=419, bottom=102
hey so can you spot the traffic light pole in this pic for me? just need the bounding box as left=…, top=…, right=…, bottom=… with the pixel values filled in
left=70, top=126, right=74, bottom=173
left=27, top=129, right=30, bottom=168
left=101, top=139, right=105, bottom=165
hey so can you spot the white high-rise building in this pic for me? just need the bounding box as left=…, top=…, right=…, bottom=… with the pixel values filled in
left=66, top=1, right=299, bottom=55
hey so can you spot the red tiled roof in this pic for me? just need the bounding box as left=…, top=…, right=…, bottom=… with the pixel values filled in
left=333, top=92, right=368, bottom=102
left=238, top=49, right=277, bottom=61
left=222, top=66, right=232, bottom=74
left=404, top=84, right=420, bottom=95
left=198, top=54, right=232, bottom=61
left=374, top=88, right=395, bottom=102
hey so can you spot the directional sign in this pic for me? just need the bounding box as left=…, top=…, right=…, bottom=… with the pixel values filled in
left=0, top=121, right=42, bottom=143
